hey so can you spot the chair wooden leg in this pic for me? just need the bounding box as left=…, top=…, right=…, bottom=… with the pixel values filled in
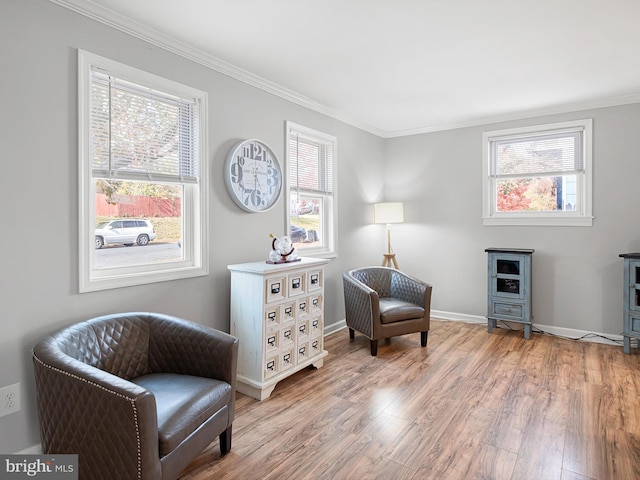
left=421, top=331, right=428, bottom=347
left=370, top=340, right=378, bottom=356
left=349, top=328, right=355, bottom=340
left=220, top=425, right=232, bottom=455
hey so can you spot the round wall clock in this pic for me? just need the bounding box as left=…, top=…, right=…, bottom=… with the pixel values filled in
left=224, top=139, right=283, bottom=213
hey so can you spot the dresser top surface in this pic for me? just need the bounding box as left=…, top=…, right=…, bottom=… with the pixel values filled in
left=619, top=253, right=640, bottom=259
left=228, top=257, right=330, bottom=274
left=485, top=248, right=535, bottom=254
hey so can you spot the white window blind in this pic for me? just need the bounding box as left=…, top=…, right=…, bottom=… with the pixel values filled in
left=491, top=129, right=584, bottom=178
left=288, top=133, right=334, bottom=195
left=90, top=69, right=200, bottom=184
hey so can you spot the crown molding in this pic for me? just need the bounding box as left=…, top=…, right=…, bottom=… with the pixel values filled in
left=386, top=93, right=640, bottom=138
left=47, top=0, right=640, bottom=140
left=48, top=0, right=387, bottom=137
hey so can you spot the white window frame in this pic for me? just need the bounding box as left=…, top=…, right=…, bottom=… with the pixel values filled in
left=286, top=122, right=337, bottom=257
left=482, top=119, right=593, bottom=226
left=78, top=50, right=209, bottom=292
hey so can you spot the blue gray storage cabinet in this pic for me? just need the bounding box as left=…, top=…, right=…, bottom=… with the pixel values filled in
left=486, top=248, right=534, bottom=339
left=619, top=253, right=640, bottom=354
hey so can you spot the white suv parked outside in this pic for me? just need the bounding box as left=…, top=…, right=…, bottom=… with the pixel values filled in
left=95, top=219, right=157, bottom=249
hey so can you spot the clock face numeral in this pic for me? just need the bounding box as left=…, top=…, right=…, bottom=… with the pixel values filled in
left=230, top=156, right=245, bottom=185
left=225, top=139, right=283, bottom=212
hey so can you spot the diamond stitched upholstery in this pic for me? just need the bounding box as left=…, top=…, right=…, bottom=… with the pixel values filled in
left=32, top=312, right=238, bottom=480
left=343, top=267, right=432, bottom=354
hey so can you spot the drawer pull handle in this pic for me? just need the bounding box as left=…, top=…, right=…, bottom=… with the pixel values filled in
left=271, top=283, right=280, bottom=294
left=283, top=353, right=291, bottom=364
left=267, top=361, right=275, bottom=371
left=284, top=330, right=291, bottom=340
left=299, top=325, right=306, bottom=334
left=268, top=336, right=276, bottom=347
left=311, top=275, right=319, bottom=284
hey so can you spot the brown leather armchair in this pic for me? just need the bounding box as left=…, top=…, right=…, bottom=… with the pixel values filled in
left=32, top=312, right=238, bottom=480
left=343, top=267, right=432, bottom=356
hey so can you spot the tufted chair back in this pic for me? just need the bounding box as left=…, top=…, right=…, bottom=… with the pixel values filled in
left=33, top=312, right=238, bottom=480
left=343, top=267, right=432, bottom=356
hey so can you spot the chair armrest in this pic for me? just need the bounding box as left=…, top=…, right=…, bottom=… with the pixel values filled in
left=32, top=345, right=162, bottom=480
left=148, top=314, right=238, bottom=386
left=343, top=271, right=380, bottom=338
left=390, top=270, right=432, bottom=309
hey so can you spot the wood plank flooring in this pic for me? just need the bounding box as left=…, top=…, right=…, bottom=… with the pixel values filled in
left=179, top=320, right=640, bottom=480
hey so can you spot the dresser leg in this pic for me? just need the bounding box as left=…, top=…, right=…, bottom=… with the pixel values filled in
left=524, top=324, right=531, bottom=339
left=487, top=318, right=496, bottom=333
left=624, top=336, right=631, bottom=354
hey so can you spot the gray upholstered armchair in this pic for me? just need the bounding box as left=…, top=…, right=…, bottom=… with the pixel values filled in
left=32, top=312, right=238, bottom=480
left=343, top=267, right=432, bottom=356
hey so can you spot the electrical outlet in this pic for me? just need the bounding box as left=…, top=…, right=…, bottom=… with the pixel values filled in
left=0, top=383, right=21, bottom=417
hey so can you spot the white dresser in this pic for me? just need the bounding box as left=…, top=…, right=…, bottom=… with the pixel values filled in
left=227, top=257, right=329, bottom=400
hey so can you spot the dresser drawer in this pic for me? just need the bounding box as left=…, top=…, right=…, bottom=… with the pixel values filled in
left=265, top=276, right=286, bottom=303
left=310, top=337, right=323, bottom=357
left=264, top=355, right=279, bottom=379
left=491, top=301, right=524, bottom=320
left=626, top=315, right=640, bottom=335
left=288, top=271, right=307, bottom=297
left=297, top=341, right=310, bottom=363
left=309, top=294, right=322, bottom=314
left=308, top=269, right=323, bottom=291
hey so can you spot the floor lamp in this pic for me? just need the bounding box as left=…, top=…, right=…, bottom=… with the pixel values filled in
left=373, top=202, right=404, bottom=269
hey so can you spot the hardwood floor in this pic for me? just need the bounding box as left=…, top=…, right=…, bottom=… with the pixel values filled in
left=180, top=320, right=640, bottom=480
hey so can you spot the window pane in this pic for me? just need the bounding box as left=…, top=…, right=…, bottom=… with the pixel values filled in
left=94, top=180, right=183, bottom=268
left=286, top=122, right=336, bottom=254
left=496, top=175, right=577, bottom=212
left=290, top=196, right=321, bottom=249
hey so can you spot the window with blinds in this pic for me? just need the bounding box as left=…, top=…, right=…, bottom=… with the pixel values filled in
left=482, top=119, right=593, bottom=226
left=79, top=50, right=208, bottom=292
left=90, top=70, right=199, bottom=184
left=286, top=122, right=337, bottom=255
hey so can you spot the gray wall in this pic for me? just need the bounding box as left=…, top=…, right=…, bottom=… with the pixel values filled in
left=384, top=105, right=640, bottom=335
left=1, top=0, right=638, bottom=454
left=0, top=0, right=383, bottom=453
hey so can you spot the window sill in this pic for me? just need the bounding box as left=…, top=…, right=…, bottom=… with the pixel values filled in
left=482, top=216, right=593, bottom=227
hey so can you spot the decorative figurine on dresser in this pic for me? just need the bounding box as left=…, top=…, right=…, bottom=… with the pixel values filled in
left=619, top=253, right=640, bottom=354
left=228, top=255, right=329, bottom=400
left=485, top=248, right=534, bottom=339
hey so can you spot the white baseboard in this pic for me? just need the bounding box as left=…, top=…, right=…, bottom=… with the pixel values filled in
left=323, top=319, right=346, bottom=336
left=332, top=309, right=621, bottom=346
left=431, top=309, right=622, bottom=346
left=15, top=444, right=42, bottom=454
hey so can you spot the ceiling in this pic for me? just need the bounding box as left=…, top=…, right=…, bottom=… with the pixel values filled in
left=55, top=0, right=640, bottom=137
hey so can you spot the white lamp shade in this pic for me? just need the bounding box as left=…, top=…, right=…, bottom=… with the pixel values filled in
left=373, top=202, right=404, bottom=224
